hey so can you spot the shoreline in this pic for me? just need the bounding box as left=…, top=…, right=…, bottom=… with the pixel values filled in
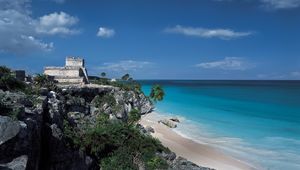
left=139, top=112, right=257, bottom=170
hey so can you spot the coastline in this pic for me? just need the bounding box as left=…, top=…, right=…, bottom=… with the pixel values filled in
left=139, top=112, right=257, bottom=170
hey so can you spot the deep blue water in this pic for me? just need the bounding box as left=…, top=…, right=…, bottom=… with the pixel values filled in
left=140, top=80, right=300, bottom=170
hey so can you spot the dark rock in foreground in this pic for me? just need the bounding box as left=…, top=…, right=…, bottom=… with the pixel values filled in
left=0, top=155, right=28, bottom=170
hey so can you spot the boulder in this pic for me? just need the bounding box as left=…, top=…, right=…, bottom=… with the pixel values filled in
left=50, top=124, right=63, bottom=140
left=0, top=155, right=28, bottom=170
left=145, top=126, right=155, bottom=133
left=39, top=88, right=48, bottom=96
left=0, top=116, right=20, bottom=145
left=157, top=151, right=176, bottom=161
left=170, top=118, right=180, bottom=123
left=136, top=124, right=148, bottom=134
left=170, top=156, right=215, bottom=170
left=158, top=119, right=177, bottom=128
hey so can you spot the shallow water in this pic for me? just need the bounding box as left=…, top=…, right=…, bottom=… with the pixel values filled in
left=141, top=80, right=300, bottom=170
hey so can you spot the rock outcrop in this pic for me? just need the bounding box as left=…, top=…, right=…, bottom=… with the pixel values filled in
left=0, top=90, right=45, bottom=170
left=0, top=84, right=209, bottom=170
left=0, top=85, right=154, bottom=170
left=156, top=151, right=215, bottom=170
left=171, top=157, right=215, bottom=170
left=170, top=117, right=180, bottom=123
left=159, top=119, right=178, bottom=128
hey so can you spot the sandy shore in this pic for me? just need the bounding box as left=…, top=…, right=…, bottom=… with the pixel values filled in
left=139, top=112, right=257, bottom=170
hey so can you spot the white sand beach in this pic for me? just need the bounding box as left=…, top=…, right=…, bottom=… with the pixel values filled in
left=139, top=112, right=257, bottom=170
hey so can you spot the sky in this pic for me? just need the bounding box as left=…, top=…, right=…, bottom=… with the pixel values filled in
left=0, top=0, right=300, bottom=80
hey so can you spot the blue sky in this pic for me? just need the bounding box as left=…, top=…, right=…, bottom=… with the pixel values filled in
left=0, top=0, right=300, bottom=80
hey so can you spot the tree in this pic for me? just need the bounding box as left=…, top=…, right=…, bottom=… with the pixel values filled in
left=101, top=72, right=106, bottom=78
left=128, top=109, right=141, bottom=124
left=121, top=73, right=130, bottom=81
left=0, top=66, right=11, bottom=75
left=149, top=85, right=165, bottom=102
left=0, top=74, right=25, bottom=91
left=33, top=74, right=49, bottom=87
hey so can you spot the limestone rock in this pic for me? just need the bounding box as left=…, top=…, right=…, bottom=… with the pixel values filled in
left=157, top=151, right=176, bottom=161
left=170, top=156, right=215, bottom=170
left=39, top=87, right=48, bottom=96
left=50, top=124, right=63, bottom=140
left=170, top=118, right=180, bottom=123
left=158, top=119, right=177, bottom=128
left=0, top=155, right=28, bottom=170
left=0, top=116, right=20, bottom=145
left=145, top=126, right=155, bottom=133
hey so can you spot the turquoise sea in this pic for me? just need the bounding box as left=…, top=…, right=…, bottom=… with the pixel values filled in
left=141, top=80, right=300, bottom=170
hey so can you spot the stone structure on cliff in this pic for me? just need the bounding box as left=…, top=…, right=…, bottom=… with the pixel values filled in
left=44, top=57, right=89, bottom=84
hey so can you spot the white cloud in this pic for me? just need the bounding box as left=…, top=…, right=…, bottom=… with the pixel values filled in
left=0, top=0, right=31, bottom=14
left=97, top=27, right=115, bottom=38
left=214, top=0, right=300, bottom=9
left=0, top=0, right=79, bottom=54
left=196, top=57, right=253, bottom=70
left=98, top=60, right=152, bottom=72
left=0, top=0, right=53, bottom=53
left=291, top=71, right=300, bottom=77
left=261, top=0, right=300, bottom=9
left=36, top=12, right=80, bottom=35
left=164, top=25, right=252, bottom=40
left=19, top=35, right=53, bottom=51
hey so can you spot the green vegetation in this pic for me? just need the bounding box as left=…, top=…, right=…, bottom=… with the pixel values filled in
left=127, top=109, right=141, bottom=125
left=64, top=112, right=170, bottom=170
left=93, top=94, right=116, bottom=107
left=0, top=66, right=26, bottom=91
left=0, top=74, right=26, bottom=91
left=101, top=72, right=106, bottom=78
left=121, top=73, right=130, bottom=81
left=0, top=66, right=59, bottom=94
left=90, top=74, right=142, bottom=93
left=33, top=74, right=59, bottom=92
left=150, top=85, right=165, bottom=102
left=8, top=108, right=20, bottom=120
left=93, top=93, right=120, bottom=113
left=146, top=156, right=169, bottom=170
left=0, top=66, right=11, bottom=75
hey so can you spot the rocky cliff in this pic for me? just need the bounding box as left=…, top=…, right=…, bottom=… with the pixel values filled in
left=0, top=84, right=213, bottom=170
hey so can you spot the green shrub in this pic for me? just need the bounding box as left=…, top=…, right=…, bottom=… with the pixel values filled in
left=93, top=94, right=116, bottom=108
left=146, top=156, right=169, bottom=170
left=33, top=74, right=59, bottom=92
left=8, top=108, right=21, bottom=120
left=100, top=147, right=137, bottom=170
left=128, top=109, right=141, bottom=124
left=63, top=117, right=170, bottom=170
left=0, top=74, right=26, bottom=91
left=0, top=66, right=11, bottom=75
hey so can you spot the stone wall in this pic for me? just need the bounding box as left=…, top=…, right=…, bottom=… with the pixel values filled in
left=44, top=57, right=89, bottom=84
left=65, top=57, right=84, bottom=67
left=44, top=67, right=81, bottom=78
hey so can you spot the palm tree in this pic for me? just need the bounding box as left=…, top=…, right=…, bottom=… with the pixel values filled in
left=0, top=66, right=11, bottom=75
left=101, top=72, right=106, bottom=78
left=121, top=73, right=130, bottom=81
left=150, top=84, right=165, bottom=102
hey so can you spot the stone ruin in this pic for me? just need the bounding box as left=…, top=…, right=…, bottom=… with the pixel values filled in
left=44, top=57, right=89, bottom=84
